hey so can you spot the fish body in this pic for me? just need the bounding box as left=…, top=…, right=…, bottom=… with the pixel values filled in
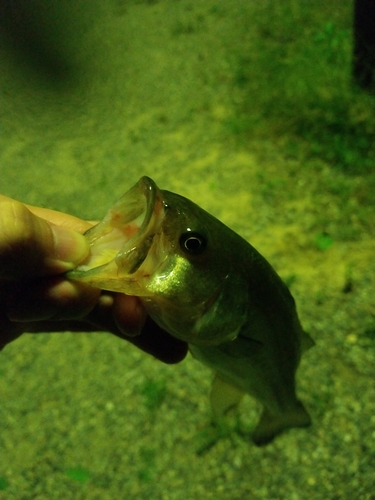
left=68, top=176, right=313, bottom=445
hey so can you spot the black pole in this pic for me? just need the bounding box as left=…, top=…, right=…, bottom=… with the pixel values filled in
left=353, top=0, right=375, bottom=91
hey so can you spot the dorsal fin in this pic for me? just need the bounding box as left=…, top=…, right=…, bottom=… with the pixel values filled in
left=301, top=330, right=315, bottom=352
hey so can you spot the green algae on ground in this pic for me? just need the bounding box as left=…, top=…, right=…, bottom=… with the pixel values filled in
left=0, top=476, right=9, bottom=491
left=65, top=466, right=91, bottom=483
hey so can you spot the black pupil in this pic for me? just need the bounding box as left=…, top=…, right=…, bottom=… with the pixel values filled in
left=180, top=232, right=207, bottom=254
left=185, top=236, right=201, bottom=251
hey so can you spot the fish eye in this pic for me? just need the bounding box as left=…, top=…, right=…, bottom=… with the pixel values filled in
left=179, top=232, right=207, bottom=255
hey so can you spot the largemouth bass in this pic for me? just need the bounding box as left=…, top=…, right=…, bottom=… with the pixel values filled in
left=67, top=176, right=314, bottom=445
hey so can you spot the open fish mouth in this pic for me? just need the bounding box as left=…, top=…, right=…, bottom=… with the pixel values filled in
left=67, top=176, right=166, bottom=291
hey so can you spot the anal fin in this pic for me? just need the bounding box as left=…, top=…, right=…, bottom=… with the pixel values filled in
left=210, top=373, right=245, bottom=417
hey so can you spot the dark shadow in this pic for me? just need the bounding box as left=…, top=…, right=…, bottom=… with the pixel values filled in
left=0, top=0, right=80, bottom=87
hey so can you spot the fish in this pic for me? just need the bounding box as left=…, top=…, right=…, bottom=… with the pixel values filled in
left=67, top=176, right=314, bottom=445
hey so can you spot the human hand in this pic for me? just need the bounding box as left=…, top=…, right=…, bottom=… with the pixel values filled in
left=0, top=196, right=188, bottom=363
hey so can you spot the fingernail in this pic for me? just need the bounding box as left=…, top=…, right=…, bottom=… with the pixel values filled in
left=51, top=225, right=89, bottom=266
left=114, top=297, right=147, bottom=337
left=123, top=302, right=147, bottom=337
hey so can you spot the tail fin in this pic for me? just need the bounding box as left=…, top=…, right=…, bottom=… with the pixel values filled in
left=252, top=400, right=312, bottom=446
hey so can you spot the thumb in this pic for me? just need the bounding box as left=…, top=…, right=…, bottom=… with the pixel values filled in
left=0, top=197, right=89, bottom=280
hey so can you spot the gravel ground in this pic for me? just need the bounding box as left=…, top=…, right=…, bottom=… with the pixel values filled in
left=1, top=1, right=374, bottom=499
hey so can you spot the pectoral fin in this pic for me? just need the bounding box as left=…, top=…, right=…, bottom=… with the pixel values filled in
left=210, top=373, right=245, bottom=417
left=217, top=335, right=263, bottom=358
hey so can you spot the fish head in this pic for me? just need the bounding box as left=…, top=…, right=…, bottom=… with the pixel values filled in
left=68, top=176, right=249, bottom=345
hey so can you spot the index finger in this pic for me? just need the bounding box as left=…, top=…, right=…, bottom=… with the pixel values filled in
left=0, top=195, right=94, bottom=234
left=27, top=204, right=94, bottom=233
left=0, top=197, right=90, bottom=280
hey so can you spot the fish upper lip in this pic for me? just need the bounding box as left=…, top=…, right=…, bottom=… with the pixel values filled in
left=137, top=176, right=159, bottom=234
left=112, top=176, right=167, bottom=275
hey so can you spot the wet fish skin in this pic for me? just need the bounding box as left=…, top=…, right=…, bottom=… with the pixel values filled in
left=67, top=176, right=313, bottom=445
